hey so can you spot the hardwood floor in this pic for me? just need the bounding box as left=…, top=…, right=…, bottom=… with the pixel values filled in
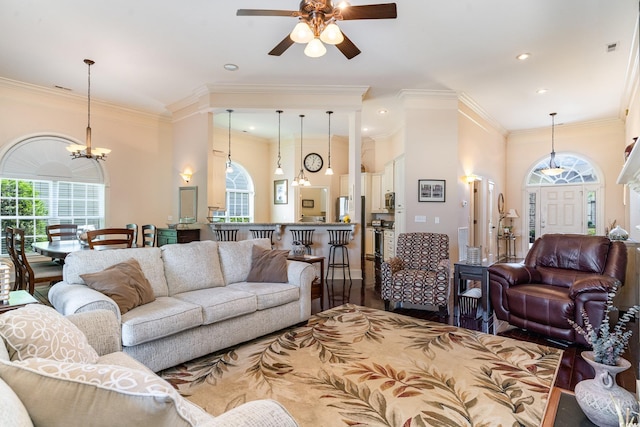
left=318, top=258, right=638, bottom=393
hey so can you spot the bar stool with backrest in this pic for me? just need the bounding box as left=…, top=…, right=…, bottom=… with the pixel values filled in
left=250, top=229, right=274, bottom=247
left=214, top=229, right=238, bottom=242
left=326, top=229, right=353, bottom=303
left=141, top=224, right=157, bottom=247
left=290, top=229, right=314, bottom=255
left=125, top=223, right=139, bottom=247
left=86, top=228, right=134, bottom=250
left=6, top=227, right=63, bottom=294
left=46, top=224, right=78, bottom=242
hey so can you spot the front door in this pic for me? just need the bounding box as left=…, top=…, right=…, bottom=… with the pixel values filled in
left=540, top=185, right=583, bottom=235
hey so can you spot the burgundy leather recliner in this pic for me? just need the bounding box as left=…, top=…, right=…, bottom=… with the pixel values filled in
left=488, top=234, right=627, bottom=346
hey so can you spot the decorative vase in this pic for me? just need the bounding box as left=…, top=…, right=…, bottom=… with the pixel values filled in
left=608, top=225, right=629, bottom=241
left=574, top=351, right=638, bottom=427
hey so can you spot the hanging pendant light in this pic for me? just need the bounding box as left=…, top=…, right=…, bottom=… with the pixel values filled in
left=225, top=109, right=234, bottom=174
left=274, top=110, right=284, bottom=175
left=541, top=112, right=564, bottom=176
left=292, top=114, right=310, bottom=187
left=66, top=59, right=111, bottom=160
left=325, top=111, right=334, bottom=175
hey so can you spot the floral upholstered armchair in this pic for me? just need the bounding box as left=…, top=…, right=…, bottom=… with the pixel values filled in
left=381, top=232, right=450, bottom=314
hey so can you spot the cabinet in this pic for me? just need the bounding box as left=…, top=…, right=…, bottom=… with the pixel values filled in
left=370, top=173, right=385, bottom=212
left=393, top=156, right=405, bottom=235
left=383, top=230, right=395, bottom=261
left=208, top=151, right=227, bottom=211
left=383, top=162, right=394, bottom=193
left=614, top=241, right=640, bottom=310
left=157, top=228, right=201, bottom=247
left=365, top=228, right=374, bottom=257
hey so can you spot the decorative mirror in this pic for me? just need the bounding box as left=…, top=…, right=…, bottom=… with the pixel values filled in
left=498, top=193, right=505, bottom=215
left=179, top=186, right=198, bottom=223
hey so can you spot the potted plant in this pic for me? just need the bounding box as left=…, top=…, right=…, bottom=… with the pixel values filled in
left=567, top=281, right=640, bottom=427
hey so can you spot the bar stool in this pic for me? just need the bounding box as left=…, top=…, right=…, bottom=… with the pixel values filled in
left=215, top=229, right=238, bottom=242
left=326, top=229, right=353, bottom=304
left=250, top=229, right=274, bottom=246
left=290, top=229, right=314, bottom=255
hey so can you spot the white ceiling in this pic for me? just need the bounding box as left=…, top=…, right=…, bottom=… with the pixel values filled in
left=0, top=0, right=637, bottom=140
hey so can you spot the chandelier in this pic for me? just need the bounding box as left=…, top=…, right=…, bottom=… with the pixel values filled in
left=289, top=2, right=346, bottom=57
left=541, top=112, right=564, bottom=176
left=66, top=59, right=111, bottom=161
left=292, top=115, right=310, bottom=187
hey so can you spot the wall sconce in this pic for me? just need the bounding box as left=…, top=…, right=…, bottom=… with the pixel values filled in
left=465, top=174, right=480, bottom=183
left=180, top=169, right=192, bottom=183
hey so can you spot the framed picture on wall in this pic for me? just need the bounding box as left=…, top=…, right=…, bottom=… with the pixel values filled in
left=418, top=179, right=446, bottom=202
left=302, top=199, right=314, bottom=208
left=274, top=179, right=288, bottom=205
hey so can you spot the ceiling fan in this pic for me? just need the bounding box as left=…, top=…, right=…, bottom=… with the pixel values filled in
left=237, top=1, right=397, bottom=59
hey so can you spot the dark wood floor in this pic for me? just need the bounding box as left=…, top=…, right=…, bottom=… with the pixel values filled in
left=319, top=258, right=638, bottom=393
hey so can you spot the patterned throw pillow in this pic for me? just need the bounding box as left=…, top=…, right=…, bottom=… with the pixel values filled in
left=0, top=358, right=196, bottom=427
left=0, top=305, right=98, bottom=363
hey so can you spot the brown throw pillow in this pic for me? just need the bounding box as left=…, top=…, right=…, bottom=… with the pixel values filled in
left=81, top=258, right=155, bottom=314
left=246, top=246, right=289, bottom=283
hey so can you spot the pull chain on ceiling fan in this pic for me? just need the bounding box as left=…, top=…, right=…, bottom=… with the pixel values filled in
left=237, top=1, right=397, bottom=59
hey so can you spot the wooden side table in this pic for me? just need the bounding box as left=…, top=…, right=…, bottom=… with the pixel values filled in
left=0, top=290, right=39, bottom=314
left=542, top=387, right=596, bottom=426
left=288, top=255, right=324, bottom=311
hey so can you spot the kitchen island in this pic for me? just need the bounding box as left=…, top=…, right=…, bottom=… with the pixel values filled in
left=207, top=222, right=362, bottom=279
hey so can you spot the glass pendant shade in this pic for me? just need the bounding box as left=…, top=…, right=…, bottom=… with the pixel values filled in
left=320, top=23, right=344, bottom=45
left=541, top=112, right=564, bottom=176
left=274, top=110, right=284, bottom=175
left=290, top=22, right=314, bottom=43
left=304, top=38, right=327, bottom=58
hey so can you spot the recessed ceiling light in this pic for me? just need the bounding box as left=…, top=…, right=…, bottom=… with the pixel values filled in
left=516, top=53, right=531, bottom=61
left=536, top=88, right=548, bottom=94
left=363, top=127, right=369, bottom=131
left=249, top=126, right=255, bottom=130
left=377, top=109, right=388, bottom=115
left=223, top=63, right=239, bottom=71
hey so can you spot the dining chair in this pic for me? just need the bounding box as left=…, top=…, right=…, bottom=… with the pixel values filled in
left=125, top=223, right=139, bottom=247
left=141, top=224, right=157, bottom=247
left=46, top=224, right=78, bottom=242
left=5, top=226, right=63, bottom=294
left=214, top=229, right=239, bottom=242
left=86, top=228, right=135, bottom=250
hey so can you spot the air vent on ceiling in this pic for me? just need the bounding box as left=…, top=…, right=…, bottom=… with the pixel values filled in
left=606, top=42, right=618, bottom=53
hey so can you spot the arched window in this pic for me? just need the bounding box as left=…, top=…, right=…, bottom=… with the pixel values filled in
left=528, top=153, right=599, bottom=185
left=212, top=163, right=254, bottom=222
left=0, top=135, right=106, bottom=254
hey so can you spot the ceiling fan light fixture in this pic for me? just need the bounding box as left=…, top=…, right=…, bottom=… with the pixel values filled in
left=304, top=38, right=327, bottom=57
left=290, top=21, right=314, bottom=43
left=320, top=23, right=344, bottom=45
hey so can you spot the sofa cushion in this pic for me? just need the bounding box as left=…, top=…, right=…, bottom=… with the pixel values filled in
left=161, top=241, right=225, bottom=295
left=81, top=258, right=156, bottom=314
left=63, top=247, right=170, bottom=297
left=121, top=297, right=203, bottom=347
left=246, top=246, right=290, bottom=283
left=0, top=358, right=196, bottom=427
left=218, top=238, right=272, bottom=284
left=174, top=287, right=257, bottom=325
left=0, top=305, right=98, bottom=363
left=228, top=282, right=300, bottom=311
left=0, top=377, right=33, bottom=427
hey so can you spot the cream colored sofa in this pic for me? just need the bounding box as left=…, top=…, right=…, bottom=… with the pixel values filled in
left=0, top=307, right=299, bottom=427
left=48, top=239, right=315, bottom=372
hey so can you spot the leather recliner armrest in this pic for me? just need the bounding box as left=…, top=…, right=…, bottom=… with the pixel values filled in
left=488, top=263, right=537, bottom=287
left=569, top=276, right=620, bottom=299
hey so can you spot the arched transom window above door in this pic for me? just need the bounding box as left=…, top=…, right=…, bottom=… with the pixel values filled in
left=528, top=154, right=600, bottom=185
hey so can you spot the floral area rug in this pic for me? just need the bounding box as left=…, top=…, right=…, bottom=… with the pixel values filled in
left=160, top=304, right=562, bottom=427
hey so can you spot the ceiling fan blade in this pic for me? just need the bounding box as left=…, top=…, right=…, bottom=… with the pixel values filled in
left=336, top=33, right=361, bottom=59
left=236, top=9, right=298, bottom=17
left=268, top=35, right=295, bottom=56
left=339, top=3, right=397, bottom=20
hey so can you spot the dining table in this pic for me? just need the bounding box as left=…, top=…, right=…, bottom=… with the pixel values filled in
left=32, top=240, right=89, bottom=260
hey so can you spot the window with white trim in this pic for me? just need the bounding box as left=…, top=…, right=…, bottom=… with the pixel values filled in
left=0, top=136, right=106, bottom=255
left=212, top=163, right=254, bottom=223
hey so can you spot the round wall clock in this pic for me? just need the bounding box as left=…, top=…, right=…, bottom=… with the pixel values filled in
left=304, top=152, right=323, bottom=173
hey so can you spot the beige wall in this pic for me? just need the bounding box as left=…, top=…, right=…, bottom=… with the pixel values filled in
left=0, top=79, right=173, bottom=229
